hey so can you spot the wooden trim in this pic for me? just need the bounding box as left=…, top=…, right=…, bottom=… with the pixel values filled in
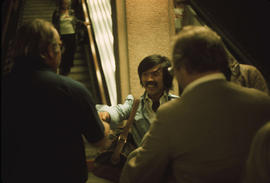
left=81, top=0, right=107, bottom=104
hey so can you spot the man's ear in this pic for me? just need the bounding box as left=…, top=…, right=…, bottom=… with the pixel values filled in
left=41, top=46, right=54, bottom=61
left=46, top=45, right=55, bottom=60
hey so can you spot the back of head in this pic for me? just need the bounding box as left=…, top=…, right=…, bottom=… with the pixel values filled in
left=244, top=122, right=270, bottom=183
left=173, top=25, right=229, bottom=75
left=13, top=19, right=56, bottom=59
left=138, top=54, right=173, bottom=91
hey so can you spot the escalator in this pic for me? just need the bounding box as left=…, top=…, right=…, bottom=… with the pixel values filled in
left=19, top=0, right=55, bottom=24
left=2, top=0, right=105, bottom=105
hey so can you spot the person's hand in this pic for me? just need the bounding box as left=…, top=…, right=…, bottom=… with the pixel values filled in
left=92, top=120, right=113, bottom=149
left=101, top=121, right=113, bottom=149
left=102, top=121, right=111, bottom=136
left=99, top=111, right=111, bottom=122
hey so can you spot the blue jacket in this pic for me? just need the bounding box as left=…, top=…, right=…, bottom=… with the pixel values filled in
left=96, top=92, right=179, bottom=146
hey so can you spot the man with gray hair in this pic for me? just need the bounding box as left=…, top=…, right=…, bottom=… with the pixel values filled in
left=2, top=19, right=110, bottom=183
left=119, top=26, right=270, bottom=183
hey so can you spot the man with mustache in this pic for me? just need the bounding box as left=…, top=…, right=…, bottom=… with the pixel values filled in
left=97, top=54, right=179, bottom=147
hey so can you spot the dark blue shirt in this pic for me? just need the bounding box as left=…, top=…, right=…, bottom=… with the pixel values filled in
left=2, top=56, right=104, bottom=183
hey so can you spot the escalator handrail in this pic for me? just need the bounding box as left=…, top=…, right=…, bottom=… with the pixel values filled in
left=81, top=0, right=108, bottom=104
left=2, top=0, right=14, bottom=49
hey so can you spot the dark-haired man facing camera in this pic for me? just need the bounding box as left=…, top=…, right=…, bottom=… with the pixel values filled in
left=97, top=54, right=179, bottom=147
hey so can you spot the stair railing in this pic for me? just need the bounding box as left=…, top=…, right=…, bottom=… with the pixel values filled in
left=81, top=0, right=108, bottom=104
left=2, top=0, right=21, bottom=75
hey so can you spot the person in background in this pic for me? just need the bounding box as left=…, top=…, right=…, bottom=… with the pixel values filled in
left=227, top=52, right=269, bottom=95
left=119, top=25, right=270, bottom=183
left=52, top=0, right=88, bottom=75
left=97, top=54, right=179, bottom=148
left=2, top=18, right=110, bottom=183
left=242, top=121, right=270, bottom=183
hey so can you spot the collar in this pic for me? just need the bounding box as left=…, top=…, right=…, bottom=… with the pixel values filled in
left=12, top=56, right=54, bottom=73
left=143, top=91, right=169, bottom=105
left=182, top=73, right=226, bottom=96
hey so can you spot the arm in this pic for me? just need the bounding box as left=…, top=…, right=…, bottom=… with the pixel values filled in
left=96, top=95, right=134, bottom=129
left=70, top=9, right=90, bottom=27
left=240, top=64, right=269, bottom=95
left=119, top=111, right=170, bottom=183
left=74, top=82, right=112, bottom=149
left=91, top=121, right=112, bottom=149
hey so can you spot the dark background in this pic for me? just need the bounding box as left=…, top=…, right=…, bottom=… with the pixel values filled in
left=190, top=0, right=270, bottom=86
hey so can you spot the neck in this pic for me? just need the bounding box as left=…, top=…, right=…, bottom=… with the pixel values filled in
left=148, top=92, right=164, bottom=103
left=183, top=71, right=220, bottom=88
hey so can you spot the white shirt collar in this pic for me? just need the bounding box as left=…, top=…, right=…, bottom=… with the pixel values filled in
left=182, top=73, right=226, bottom=96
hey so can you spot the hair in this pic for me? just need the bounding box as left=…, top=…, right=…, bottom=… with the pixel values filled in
left=58, top=0, right=71, bottom=9
left=13, top=19, right=57, bottom=59
left=138, top=54, right=173, bottom=91
left=172, top=25, right=229, bottom=75
left=243, top=122, right=270, bottom=183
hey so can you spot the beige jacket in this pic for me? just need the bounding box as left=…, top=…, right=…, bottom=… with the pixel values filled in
left=120, top=78, right=270, bottom=183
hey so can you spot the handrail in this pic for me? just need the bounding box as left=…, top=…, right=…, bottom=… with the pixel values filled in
left=2, top=0, right=21, bottom=75
left=2, top=0, right=14, bottom=49
left=81, top=0, right=107, bottom=104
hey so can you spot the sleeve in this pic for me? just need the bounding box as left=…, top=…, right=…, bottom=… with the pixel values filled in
left=119, top=111, right=170, bottom=183
left=73, top=82, right=105, bottom=143
left=96, top=95, right=134, bottom=129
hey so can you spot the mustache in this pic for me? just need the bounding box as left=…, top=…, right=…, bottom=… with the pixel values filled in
left=145, top=81, right=157, bottom=87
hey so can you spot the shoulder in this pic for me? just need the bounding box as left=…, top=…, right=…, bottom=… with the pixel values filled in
left=153, top=98, right=182, bottom=128
left=69, top=9, right=75, bottom=15
left=227, top=81, right=270, bottom=101
left=245, top=87, right=270, bottom=101
left=157, top=98, right=181, bottom=116
left=49, top=73, right=92, bottom=99
left=239, top=64, right=263, bottom=76
left=62, top=75, right=89, bottom=91
left=239, top=64, right=258, bottom=71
